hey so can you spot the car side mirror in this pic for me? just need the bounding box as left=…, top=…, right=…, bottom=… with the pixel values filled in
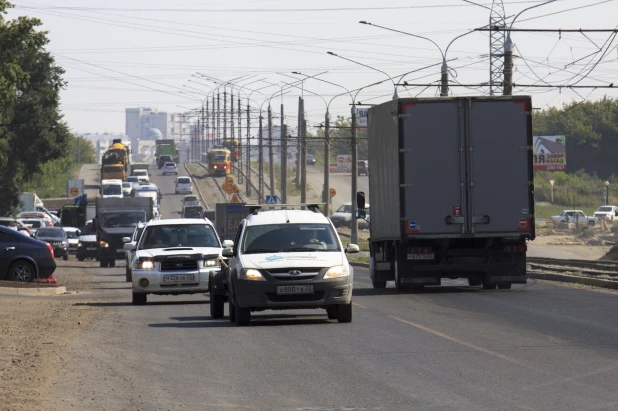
left=222, top=248, right=234, bottom=258
left=76, top=230, right=81, bottom=236
left=356, top=191, right=366, bottom=210
left=346, top=244, right=360, bottom=254
left=122, top=237, right=132, bottom=243
left=222, top=240, right=234, bottom=249
left=123, top=242, right=136, bottom=251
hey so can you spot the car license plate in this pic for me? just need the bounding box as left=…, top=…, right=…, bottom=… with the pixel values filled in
left=163, top=274, right=195, bottom=283
left=276, top=285, right=314, bottom=295
left=116, top=248, right=124, bottom=253
left=87, top=247, right=97, bottom=251
left=407, top=253, right=435, bottom=260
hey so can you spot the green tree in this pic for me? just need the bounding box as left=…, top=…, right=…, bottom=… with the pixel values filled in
left=313, top=115, right=368, bottom=166
left=0, top=2, right=70, bottom=214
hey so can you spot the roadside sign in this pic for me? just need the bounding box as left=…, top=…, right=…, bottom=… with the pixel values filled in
left=225, top=176, right=234, bottom=185
left=265, top=195, right=280, bottom=204
left=230, top=194, right=241, bottom=203
left=357, top=108, right=368, bottom=127
left=67, top=179, right=84, bottom=198
left=329, top=188, right=336, bottom=197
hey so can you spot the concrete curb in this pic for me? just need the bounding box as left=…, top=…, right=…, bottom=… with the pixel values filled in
left=350, top=262, right=369, bottom=268
left=0, top=286, right=67, bottom=296
left=528, top=272, right=618, bottom=290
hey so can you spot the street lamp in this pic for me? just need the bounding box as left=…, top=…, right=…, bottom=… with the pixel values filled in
left=326, top=51, right=397, bottom=99
left=605, top=181, right=610, bottom=206
left=549, top=179, right=555, bottom=205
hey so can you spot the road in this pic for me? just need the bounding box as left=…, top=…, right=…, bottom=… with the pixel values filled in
left=42, top=164, right=618, bottom=410
left=306, top=165, right=369, bottom=212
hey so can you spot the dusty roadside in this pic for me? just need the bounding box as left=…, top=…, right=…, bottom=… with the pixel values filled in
left=0, top=260, right=101, bottom=411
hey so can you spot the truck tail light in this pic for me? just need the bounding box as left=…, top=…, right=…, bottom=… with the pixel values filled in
left=46, top=242, right=54, bottom=258
left=504, top=245, right=526, bottom=252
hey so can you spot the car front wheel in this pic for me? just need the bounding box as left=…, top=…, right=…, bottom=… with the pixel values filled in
left=132, top=292, right=146, bottom=305
left=337, top=302, right=353, bottom=323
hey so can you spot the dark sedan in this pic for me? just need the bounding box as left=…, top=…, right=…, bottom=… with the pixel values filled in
left=307, top=154, right=317, bottom=165
left=0, top=226, right=56, bottom=281
left=35, top=227, right=69, bottom=261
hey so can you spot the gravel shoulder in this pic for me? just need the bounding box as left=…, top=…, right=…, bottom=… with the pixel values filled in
left=0, top=260, right=101, bottom=411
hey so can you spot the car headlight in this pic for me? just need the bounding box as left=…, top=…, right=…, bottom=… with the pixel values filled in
left=239, top=268, right=265, bottom=281
left=77, top=242, right=82, bottom=248
left=135, top=259, right=154, bottom=270
left=99, top=241, right=109, bottom=248
left=204, top=259, right=217, bottom=267
left=323, top=265, right=349, bottom=279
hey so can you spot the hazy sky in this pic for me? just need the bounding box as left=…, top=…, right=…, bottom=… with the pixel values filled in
left=9, top=0, right=618, bottom=134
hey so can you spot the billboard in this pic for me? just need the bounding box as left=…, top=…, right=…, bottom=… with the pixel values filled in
left=356, top=108, right=368, bottom=128
left=533, top=135, right=566, bottom=171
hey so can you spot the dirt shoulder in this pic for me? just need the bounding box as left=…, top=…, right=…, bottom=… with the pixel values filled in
left=0, top=260, right=101, bottom=411
left=529, top=233, right=612, bottom=260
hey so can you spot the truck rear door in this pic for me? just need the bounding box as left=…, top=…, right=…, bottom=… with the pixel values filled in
left=401, top=101, right=465, bottom=236
left=466, top=98, right=533, bottom=235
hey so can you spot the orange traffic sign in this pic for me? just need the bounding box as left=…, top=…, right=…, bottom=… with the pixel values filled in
left=329, top=188, right=336, bottom=197
left=69, top=187, right=79, bottom=196
left=230, top=194, right=241, bottom=203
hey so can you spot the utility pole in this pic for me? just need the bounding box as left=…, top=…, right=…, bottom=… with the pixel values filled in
left=503, top=35, right=513, bottom=96
left=77, top=135, right=81, bottom=163
left=230, top=89, right=235, bottom=175
left=268, top=104, right=275, bottom=197
left=223, top=90, right=227, bottom=144
left=295, top=97, right=302, bottom=188
left=281, top=102, right=287, bottom=204
left=258, top=113, right=264, bottom=201
left=440, top=62, right=449, bottom=97
left=246, top=102, right=252, bottom=197
left=238, top=96, right=243, bottom=183
left=300, top=102, right=307, bottom=205
left=211, top=94, right=215, bottom=149
left=323, top=111, right=330, bottom=215
left=216, top=92, right=220, bottom=146
left=201, top=105, right=205, bottom=160
left=351, top=105, right=359, bottom=244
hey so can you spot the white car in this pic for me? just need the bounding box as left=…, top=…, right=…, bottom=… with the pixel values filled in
left=132, top=169, right=150, bottom=183
left=551, top=210, right=597, bottom=226
left=163, top=162, right=178, bottom=175
left=175, top=176, right=193, bottom=194
left=125, top=176, right=140, bottom=188
left=594, top=205, right=618, bottom=221
left=62, top=227, right=81, bottom=254
left=182, top=195, right=200, bottom=207
left=126, top=218, right=224, bottom=305
left=211, top=205, right=359, bottom=325
left=330, top=202, right=370, bottom=228
left=123, top=222, right=148, bottom=282
left=122, top=182, right=133, bottom=197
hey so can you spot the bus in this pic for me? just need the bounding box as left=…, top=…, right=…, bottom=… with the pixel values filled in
left=207, top=148, right=231, bottom=176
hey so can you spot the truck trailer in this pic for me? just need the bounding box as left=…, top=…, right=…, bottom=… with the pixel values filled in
left=93, top=197, right=154, bottom=268
left=362, top=96, right=535, bottom=291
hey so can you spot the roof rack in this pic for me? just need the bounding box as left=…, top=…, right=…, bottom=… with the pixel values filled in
left=246, top=203, right=326, bottom=215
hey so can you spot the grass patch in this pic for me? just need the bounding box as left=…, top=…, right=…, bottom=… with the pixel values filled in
left=346, top=254, right=370, bottom=264
left=24, top=160, right=84, bottom=198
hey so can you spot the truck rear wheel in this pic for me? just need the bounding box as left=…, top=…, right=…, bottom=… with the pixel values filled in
left=109, top=260, right=116, bottom=268
left=393, top=259, right=403, bottom=292
left=468, top=277, right=482, bottom=287
left=370, top=257, right=386, bottom=289
left=100, top=260, right=107, bottom=268
left=482, top=279, right=497, bottom=290
left=497, top=282, right=512, bottom=290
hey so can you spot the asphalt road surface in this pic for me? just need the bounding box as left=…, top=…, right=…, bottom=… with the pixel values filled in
left=48, top=166, right=618, bottom=410
left=306, top=165, right=369, bottom=212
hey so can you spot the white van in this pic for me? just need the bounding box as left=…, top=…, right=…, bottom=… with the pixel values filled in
left=101, top=179, right=124, bottom=199
left=132, top=169, right=149, bottom=183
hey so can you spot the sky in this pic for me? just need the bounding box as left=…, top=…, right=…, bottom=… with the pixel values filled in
left=8, top=0, right=618, bottom=135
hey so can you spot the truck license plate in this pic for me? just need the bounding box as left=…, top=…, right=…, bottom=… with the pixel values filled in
left=276, top=285, right=314, bottom=295
left=163, top=274, right=195, bottom=283
left=407, top=253, right=435, bottom=260
left=116, top=248, right=124, bottom=253
left=87, top=247, right=97, bottom=251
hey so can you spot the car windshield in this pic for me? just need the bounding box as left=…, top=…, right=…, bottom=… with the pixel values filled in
left=336, top=205, right=352, bottom=213
left=22, top=220, right=42, bottom=228
left=133, top=190, right=157, bottom=200
left=184, top=196, right=198, bottom=202
left=64, top=230, right=78, bottom=239
left=102, top=185, right=122, bottom=195
left=133, top=170, right=147, bottom=176
left=126, top=177, right=139, bottom=183
left=122, top=182, right=132, bottom=188
left=177, top=178, right=190, bottom=184
left=101, top=212, right=146, bottom=228
left=134, top=226, right=145, bottom=241
left=243, top=223, right=340, bottom=253
left=598, top=207, right=613, bottom=212
left=37, top=228, right=65, bottom=238
left=140, top=224, right=220, bottom=249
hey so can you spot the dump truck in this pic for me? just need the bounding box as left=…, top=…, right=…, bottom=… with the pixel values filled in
left=93, top=197, right=153, bottom=268
left=361, top=96, right=535, bottom=291
left=155, top=139, right=179, bottom=166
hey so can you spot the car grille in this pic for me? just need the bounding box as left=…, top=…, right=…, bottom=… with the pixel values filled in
left=160, top=260, right=199, bottom=271
left=266, top=291, right=324, bottom=302
left=51, top=241, right=64, bottom=246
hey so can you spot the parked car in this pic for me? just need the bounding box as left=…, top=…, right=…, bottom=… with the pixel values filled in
left=62, top=227, right=81, bottom=254
left=122, top=182, right=133, bottom=197
left=0, top=225, right=56, bottom=282
left=17, top=212, right=53, bottom=227
left=163, top=162, right=178, bottom=175
left=35, top=227, right=70, bottom=260
left=76, top=221, right=98, bottom=262
left=551, top=210, right=597, bottom=226
left=175, top=176, right=193, bottom=194
left=123, top=222, right=148, bottom=282
left=306, top=154, right=316, bottom=165
left=594, top=205, right=618, bottom=221
left=0, top=218, right=32, bottom=236
left=211, top=206, right=359, bottom=325
left=357, top=160, right=369, bottom=176
left=182, top=195, right=200, bottom=207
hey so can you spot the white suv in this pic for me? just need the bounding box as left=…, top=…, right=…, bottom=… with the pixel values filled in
left=175, top=176, right=193, bottom=194
left=125, top=218, right=225, bottom=305
left=211, top=205, right=359, bottom=326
